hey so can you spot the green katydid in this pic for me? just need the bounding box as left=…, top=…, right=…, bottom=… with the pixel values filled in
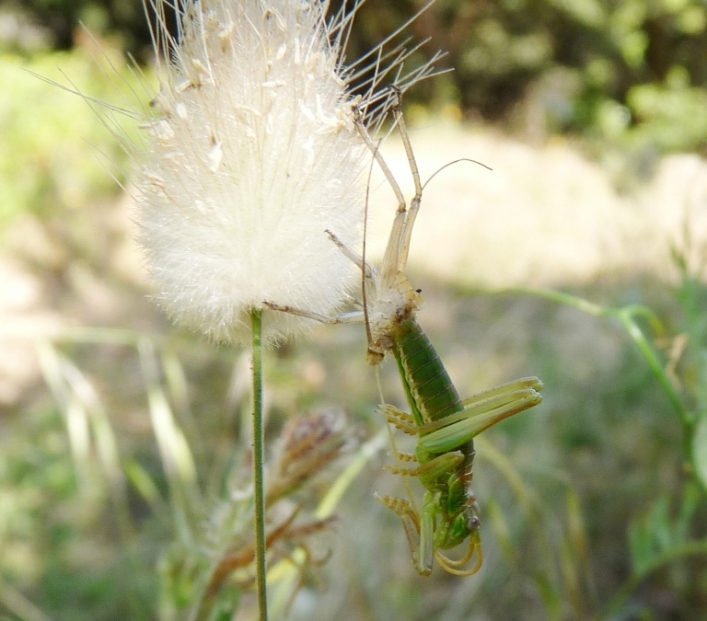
left=265, top=91, right=543, bottom=576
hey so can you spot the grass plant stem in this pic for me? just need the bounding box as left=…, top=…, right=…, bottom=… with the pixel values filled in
left=251, top=308, right=268, bottom=621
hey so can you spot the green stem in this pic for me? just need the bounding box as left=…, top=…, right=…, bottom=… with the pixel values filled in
left=514, top=288, right=690, bottom=423
left=605, top=537, right=707, bottom=616
left=251, top=309, right=268, bottom=621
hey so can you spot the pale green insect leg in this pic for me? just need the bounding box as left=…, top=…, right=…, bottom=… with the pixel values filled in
left=419, top=491, right=439, bottom=576
left=461, top=376, right=544, bottom=408
left=385, top=451, right=466, bottom=480
left=418, top=389, right=542, bottom=456
left=374, top=493, right=426, bottom=572
left=415, top=452, right=465, bottom=480
left=420, top=381, right=544, bottom=436
left=379, top=403, right=417, bottom=435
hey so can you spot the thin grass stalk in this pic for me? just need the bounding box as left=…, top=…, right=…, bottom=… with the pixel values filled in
left=516, top=287, right=707, bottom=495
left=251, top=308, right=268, bottom=621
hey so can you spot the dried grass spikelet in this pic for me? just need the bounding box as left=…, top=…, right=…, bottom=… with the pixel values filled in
left=195, top=410, right=350, bottom=611
left=131, top=0, right=440, bottom=346
left=266, top=408, right=351, bottom=505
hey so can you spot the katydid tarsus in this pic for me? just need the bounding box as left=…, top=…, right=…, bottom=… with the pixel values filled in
left=265, top=91, right=543, bottom=576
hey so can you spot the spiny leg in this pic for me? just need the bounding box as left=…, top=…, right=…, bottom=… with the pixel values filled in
left=376, top=490, right=445, bottom=576
left=377, top=403, right=427, bottom=475
left=387, top=485, right=483, bottom=576
left=378, top=403, right=417, bottom=435
left=374, top=367, right=421, bottom=520
left=358, top=90, right=492, bottom=290
left=374, top=493, right=426, bottom=573
left=353, top=101, right=407, bottom=218
left=358, top=89, right=424, bottom=278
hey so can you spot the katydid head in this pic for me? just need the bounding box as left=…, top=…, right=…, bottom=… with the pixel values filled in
left=434, top=527, right=483, bottom=577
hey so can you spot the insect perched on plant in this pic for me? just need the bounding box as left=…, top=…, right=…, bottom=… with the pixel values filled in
left=266, top=90, right=543, bottom=576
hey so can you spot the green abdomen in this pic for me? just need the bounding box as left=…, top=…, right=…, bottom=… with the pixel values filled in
left=392, top=318, right=464, bottom=429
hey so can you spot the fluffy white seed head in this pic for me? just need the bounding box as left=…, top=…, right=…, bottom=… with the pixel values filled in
left=137, top=0, right=373, bottom=345
left=64, top=0, right=441, bottom=346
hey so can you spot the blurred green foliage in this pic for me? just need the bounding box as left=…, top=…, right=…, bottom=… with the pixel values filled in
left=5, top=281, right=707, bottom=620
left=0, top=0, right=150, bottom=53
left=8, top=0, right=707, bottom=153
left=0, top=402, right=154, bottom=620
left=3, top=1, right=707, bottom=620
left=0, top=46, right=137, bottom=235
left=523, top=272, right=707, bottom=618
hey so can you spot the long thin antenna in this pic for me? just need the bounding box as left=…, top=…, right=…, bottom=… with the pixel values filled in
left=421, top=158, right=492, bottom=191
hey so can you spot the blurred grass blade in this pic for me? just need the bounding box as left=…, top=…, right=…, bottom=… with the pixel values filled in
left=628, top=490, right=700, bottom=578
left=162, top=349, right=202, bottom=449
left=315, top=428, right=387, bottom=520
left=485, top=498, right=516, bottom=563
left=692, top=415, right=707, bottom=490
left=559, top=536, right=581, bottom=617
left=561, top=489, right=592, bottom=617
left=628, top=518, right=652, bottom=577
left=0, top=575, right=54, bottom=621
left=615, top=309, right=690, bottom=427
left=532, top=572, right=563, bottom=621
left=124, top=458, right=168, bottom=519
left=613, top=533, right=707, bottom=616
left=565, top=488, right=596, bottom=610
left=676, top=483, right=700, bottom=543
left=35, top=340, right=91, bottom=484
left=162, top=350, right=191, bottom=414
left=138, top=337, right=200, bottom=515
left=36, top=339, right=134, bottom=537
left=478, top=435, right=589, bottom=617
left=565, top=489, right=589, bottom=568
left=145, top=374, right=198, bottom=486
left=62, top=356, right=126, bottom=495
left=474, top=435, right=537, bottom=519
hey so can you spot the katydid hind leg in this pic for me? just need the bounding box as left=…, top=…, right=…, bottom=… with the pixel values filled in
left=418, top=388, right=542, bottom=456
left=391, top=95, right=423, bottom=272
left=461, top=376, right=544, bottom=409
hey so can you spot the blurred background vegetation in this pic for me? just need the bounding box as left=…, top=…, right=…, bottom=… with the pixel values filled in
left=2, top=0, right=707, bottom=620
left=9, top=0, right=707, bottom=154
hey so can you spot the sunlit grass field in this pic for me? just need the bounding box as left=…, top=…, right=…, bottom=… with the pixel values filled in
left=2, top=44, right=707, bottom=621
